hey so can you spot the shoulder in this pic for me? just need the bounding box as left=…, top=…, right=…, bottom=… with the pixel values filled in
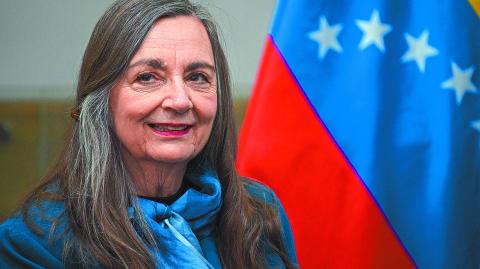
left=241, top=178, right=287, bottom=222
left=241, top=177, right=299, bottom=267
left=242, top=177, right=279, bottom=205
left=0, top=199, right=67, bottom=268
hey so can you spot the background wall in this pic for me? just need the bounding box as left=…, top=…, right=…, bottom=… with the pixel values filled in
left=0, top=0, right=276, bottom=219
left=0, top=0, right=276, bottom=99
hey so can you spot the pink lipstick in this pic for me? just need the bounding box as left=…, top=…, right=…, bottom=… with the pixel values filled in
left=147, top=123, right=192, bottom=137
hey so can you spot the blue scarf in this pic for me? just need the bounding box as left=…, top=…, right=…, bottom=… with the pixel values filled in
left=129, top=170, right=222, bottom=269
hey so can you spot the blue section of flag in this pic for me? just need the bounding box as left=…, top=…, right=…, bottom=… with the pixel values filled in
left=269, top=0, right=480, bottom=268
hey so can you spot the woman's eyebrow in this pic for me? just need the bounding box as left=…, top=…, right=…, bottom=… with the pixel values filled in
left=185, top=61, right=215, bottom=73
left=128, top=58, right=166, bottom=70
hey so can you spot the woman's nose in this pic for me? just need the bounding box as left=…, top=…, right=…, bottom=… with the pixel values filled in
left=161, top=80, right=193, bottom=114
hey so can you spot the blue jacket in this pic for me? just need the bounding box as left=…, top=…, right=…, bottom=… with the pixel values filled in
left=0, top=176, right=297, bottom=268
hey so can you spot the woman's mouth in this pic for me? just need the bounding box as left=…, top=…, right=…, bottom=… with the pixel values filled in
left=147, top=123, right=192, bottom=136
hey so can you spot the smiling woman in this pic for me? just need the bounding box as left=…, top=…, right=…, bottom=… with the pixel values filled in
left=110, top=17, right=218, bottom=197
left=0, top=0, right=298, bottom=268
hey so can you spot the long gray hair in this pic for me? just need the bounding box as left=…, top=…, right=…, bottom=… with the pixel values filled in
left=22, top=0, right=295, bottom=268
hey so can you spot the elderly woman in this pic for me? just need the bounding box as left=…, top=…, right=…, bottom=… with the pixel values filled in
left=0, top=0, right=297, bottom=268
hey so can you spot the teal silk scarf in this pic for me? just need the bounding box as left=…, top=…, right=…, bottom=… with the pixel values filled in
left=130, top=170, right=222, bottom=269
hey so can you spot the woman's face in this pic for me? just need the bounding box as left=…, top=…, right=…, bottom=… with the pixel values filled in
left=110, top=16, right=217, bottom=167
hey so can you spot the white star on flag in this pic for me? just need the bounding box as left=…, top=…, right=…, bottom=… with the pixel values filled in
left=472, top=120, right=480, bottom=132
left=355, top=9, right=392, bottom=52
left=441, top=62, right=477, bottom=105
left=308, top=16, right=343, bottom=60
left=401, top=30, right=438, bottom=73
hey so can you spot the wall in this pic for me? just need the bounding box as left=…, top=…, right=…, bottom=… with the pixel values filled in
left=0, top=0, right=276, bottom=99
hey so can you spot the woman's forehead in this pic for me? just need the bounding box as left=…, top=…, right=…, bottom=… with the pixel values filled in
left=130, top=16, right=214, bottom=65
left=148, top=16, right=208, bottom=38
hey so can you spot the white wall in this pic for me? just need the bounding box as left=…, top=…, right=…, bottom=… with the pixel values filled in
left=0, top=0, right=276, bottom=99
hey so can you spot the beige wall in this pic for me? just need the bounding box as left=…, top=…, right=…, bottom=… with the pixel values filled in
left=0, top=0, right=276, bottom=99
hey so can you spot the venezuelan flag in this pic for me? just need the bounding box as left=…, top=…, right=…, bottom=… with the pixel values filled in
left=237, top=0, right=480, bottom=268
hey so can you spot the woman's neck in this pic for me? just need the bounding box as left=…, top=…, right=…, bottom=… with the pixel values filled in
left=122, top=155, right=187, bottom=198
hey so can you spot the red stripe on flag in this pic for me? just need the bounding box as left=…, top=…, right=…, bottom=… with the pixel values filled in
left=237, top=36, right=415, bottom=269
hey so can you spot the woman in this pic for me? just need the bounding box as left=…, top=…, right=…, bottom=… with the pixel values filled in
left=0, top=0, right=298, bottom=268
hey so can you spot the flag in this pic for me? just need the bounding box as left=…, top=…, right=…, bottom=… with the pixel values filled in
left=237, top=0, right=480, bottom=268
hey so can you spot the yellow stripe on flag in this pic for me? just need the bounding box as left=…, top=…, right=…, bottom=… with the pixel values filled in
left=469, top=0, right=480, bottom=16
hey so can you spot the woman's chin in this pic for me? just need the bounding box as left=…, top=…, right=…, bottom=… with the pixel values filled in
left=146, top=147, right=196, bottom=165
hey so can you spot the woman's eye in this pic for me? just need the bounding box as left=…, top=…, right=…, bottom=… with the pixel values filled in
left=132, top=72, right=163, bottom=91
left=189, top=73, right=209, bottom=83
left=136, top=73, right=155, bottom=82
